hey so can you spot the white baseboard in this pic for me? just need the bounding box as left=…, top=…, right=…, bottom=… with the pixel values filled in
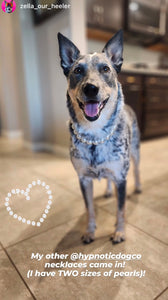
left=24, top=141, right=69, bottom=158
left=1, top=130, right=23, bottom=139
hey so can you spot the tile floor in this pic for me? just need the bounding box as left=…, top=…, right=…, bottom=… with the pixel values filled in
left=0, top=137, right=168, bottom=300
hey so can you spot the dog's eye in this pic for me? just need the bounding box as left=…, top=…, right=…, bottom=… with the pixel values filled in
left=74, top=67, right=82, bottom=74
left=102, top=66, right=110, bottom=73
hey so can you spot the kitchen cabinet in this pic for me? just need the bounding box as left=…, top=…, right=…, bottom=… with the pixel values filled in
left=118, top=73, right=143, bottom=131
left=118, top=73, right=168, bottom=139
left=143, top=76, right=168, bottom=138
left=86, top=0, right=125, bottom=32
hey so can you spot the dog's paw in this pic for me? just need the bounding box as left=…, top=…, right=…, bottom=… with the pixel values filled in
left=110, top=231, right=125, bottom=244
left=81, top=232, right=95, bottom=244
left=134, top=188, right=142, bottom=194
left=104, top=192, right=113, bottom=198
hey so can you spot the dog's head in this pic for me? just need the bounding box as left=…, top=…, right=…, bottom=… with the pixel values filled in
left=5, top=0, right=13, bottom=13
left=57, top=30, right=123, bottom=123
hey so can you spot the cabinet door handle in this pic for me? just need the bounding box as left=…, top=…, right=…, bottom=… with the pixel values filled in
left=127, top=76, right=135, bottom=83
left=149, top=78, right=157, bottom=84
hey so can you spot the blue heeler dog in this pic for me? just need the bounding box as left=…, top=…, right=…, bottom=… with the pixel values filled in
left=57, top=30, right=141, bottom=244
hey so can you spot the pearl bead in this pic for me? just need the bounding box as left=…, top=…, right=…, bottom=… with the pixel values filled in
left=6, top=179, right=53, bottom=227
left=70, top=119, right=119, bottom=145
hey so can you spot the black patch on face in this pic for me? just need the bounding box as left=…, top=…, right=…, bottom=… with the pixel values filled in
left=69, top=73, right=81, bottom=89
left=69, top=62, right=87, bottom=90
left=67, top=93, right=78, bottom=123
left=97, top=63, right=115, bottom=88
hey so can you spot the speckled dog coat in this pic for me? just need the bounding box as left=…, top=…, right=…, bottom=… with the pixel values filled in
left=58, top=30, right=141, bottom=244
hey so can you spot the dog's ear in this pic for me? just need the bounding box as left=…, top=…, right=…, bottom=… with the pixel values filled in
left=102, top=30, right=123, bottom=73
left=57, top=33, right=80, bottom=77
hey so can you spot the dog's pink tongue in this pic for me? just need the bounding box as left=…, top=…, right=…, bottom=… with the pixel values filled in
left=84, top=103, right=99, bottom=117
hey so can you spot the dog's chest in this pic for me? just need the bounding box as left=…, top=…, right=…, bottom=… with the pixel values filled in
left=70, top=135, right=130, bottom=181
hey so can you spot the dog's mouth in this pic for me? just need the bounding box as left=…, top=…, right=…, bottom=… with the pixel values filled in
left=77, top=98, right=109, bottom=121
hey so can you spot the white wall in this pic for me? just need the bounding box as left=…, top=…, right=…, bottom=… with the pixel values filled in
left=0, top=11, right=21, bottom=137
left=34, top=9, right=70, bottom=146
left=34, top=0, right=87, bottom=147
left=19, top=0, right=87, bottom=148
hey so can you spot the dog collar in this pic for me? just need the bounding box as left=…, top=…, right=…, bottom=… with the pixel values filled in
left=70, top=120, right=119, bottom=145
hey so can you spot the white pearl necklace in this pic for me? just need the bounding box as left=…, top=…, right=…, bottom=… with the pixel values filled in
left=70, top=121, right=118, bottom=145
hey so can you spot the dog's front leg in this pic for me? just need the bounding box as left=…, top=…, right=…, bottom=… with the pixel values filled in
left=79, top=177, right=96, bottom=244
left=111, top=180, right=126, bottom=244
left=105, top=178, right=113, bottom=198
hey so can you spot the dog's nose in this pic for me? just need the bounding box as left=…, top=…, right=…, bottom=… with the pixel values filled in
left=83, top=84, right=99, bottom=98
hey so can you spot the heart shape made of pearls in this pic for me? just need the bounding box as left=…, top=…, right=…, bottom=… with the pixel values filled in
left=4, top=179, right=53, bottom=227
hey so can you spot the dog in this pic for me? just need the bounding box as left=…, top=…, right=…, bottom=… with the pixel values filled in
left=57, top=30, right=141, bottom=244
left=5, top=0, right=13, bottom=13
